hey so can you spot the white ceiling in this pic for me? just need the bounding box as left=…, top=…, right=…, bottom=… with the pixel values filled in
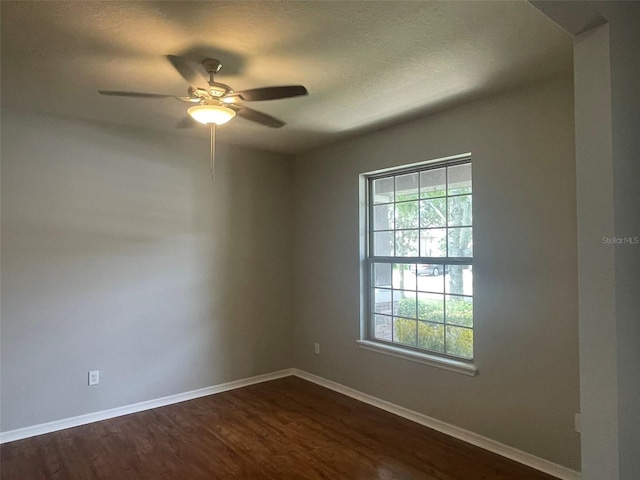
left=0, top=1, right=572, bottom=154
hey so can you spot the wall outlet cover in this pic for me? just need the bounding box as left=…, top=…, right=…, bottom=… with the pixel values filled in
left=88, top=370, right=99, bottom=386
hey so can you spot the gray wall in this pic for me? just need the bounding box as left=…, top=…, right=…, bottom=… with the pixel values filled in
left=291, top=77, right=580, bottom=470
left=0, top=110, right=293, bottom=431
left=573, top=23, right=618, bottom=479
left=561, top=3, right=640, bottom=477
left=605, top=4, right=640, bottom=478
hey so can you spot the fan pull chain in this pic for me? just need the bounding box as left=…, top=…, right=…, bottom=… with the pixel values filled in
left=209, top=124, right=216, bottom=180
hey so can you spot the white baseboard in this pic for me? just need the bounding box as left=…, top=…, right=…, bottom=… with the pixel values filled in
left=0, top=368, right=295, bottom=444
left=0, top=366, right=581, bottom=480
left=292, top=369, right=581, bottom=480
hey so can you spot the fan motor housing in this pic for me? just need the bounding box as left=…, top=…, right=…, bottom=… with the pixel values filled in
left=209, top=84, right=228, bottom=97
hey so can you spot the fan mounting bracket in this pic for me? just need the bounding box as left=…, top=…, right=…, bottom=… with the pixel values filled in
left=202, top=59, right=223, bottom=75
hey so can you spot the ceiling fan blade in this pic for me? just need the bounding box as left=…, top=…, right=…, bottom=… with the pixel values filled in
left=176, top=116, right=197, bottom=129
left=228, top=85, right=308, bottom=102
left=166, top=55, right=208, bottom=88
left=99, top=90, right=177, bottom=99
left=99, top=91, right=197, bottom=103
left=230, top=105, right=285, bottom=128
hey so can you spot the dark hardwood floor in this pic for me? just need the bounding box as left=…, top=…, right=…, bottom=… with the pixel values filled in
left=1, top=376, right=559, bottom=479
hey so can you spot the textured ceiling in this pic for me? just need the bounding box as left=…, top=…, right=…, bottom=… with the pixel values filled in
left=1, top=1, right=572, bottom=154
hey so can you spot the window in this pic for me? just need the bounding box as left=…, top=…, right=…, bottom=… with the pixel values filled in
left=365, top=157, right=473, bottom=361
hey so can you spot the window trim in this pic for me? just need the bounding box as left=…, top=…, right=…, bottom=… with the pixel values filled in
left=359, top=153, right=477, bottom=375
left=356, top=339, right=477, bottom=376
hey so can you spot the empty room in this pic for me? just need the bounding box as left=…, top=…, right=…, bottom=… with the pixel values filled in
left=1, top=1, right=638, bottom=479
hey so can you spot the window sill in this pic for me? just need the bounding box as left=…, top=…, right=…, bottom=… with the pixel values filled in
left=356, top=340, right=478, bottom=376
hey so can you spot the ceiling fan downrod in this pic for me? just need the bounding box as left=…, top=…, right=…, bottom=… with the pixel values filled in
left=202, top=59, right=223, bottom=84
left=210, top=124, right=216, bottom=181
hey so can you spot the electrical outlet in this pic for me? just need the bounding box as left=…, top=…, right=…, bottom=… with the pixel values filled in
left=88, top=370, right=99, bottom=386
left=314, top=343, right=320, bottom=355
left=574, top=413, right=581, bottom=433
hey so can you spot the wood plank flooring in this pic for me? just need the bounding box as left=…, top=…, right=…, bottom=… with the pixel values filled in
left=1, top=376, right=560, bottom=479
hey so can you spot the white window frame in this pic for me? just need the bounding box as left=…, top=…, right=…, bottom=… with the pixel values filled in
left=358, top=153, right=477, bottom=376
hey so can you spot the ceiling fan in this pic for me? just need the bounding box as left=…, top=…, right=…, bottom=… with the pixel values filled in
left=99, top=56, right=308, bottom=178
left=99, top=55, right=308, bottom=129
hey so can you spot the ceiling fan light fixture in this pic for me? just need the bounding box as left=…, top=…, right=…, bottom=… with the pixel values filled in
left=187, top=105, right=236, bottom=125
